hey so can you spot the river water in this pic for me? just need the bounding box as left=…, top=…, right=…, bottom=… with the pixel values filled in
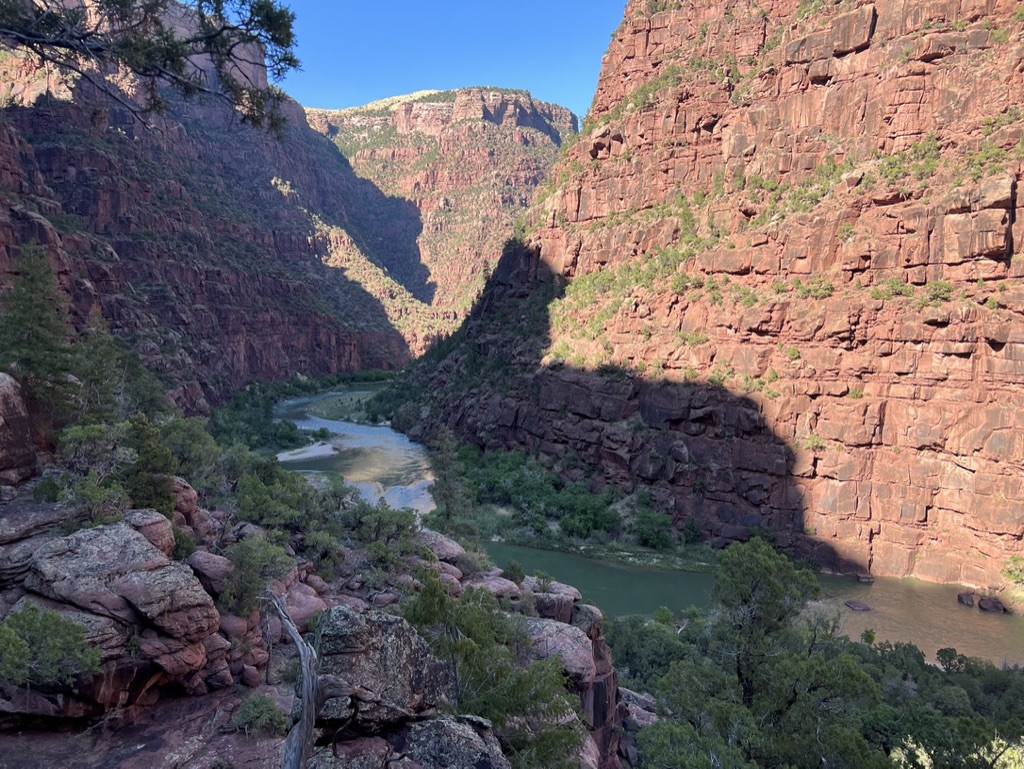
left=276, top=391, right=1023, bottom=665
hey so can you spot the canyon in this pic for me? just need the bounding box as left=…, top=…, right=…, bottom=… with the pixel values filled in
left=2, top=0, right=1024, bottom=765
left=391, top=0, right=1024, bottom=591
left=0, top=55, right=571, bottom=409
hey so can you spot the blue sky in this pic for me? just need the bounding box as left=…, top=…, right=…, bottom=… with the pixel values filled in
left=279, top=1, right=629, bottom=120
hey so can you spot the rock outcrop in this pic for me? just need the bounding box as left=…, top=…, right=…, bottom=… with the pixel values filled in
left=413, top=531, right=623, bottom=769
left=0, top=484, right=310, bottom=721
left=392, top=0, right=1024, bottom=591
left=0, top=487, right=624, bottom=769
left=306, top=88, right=577, bottom=350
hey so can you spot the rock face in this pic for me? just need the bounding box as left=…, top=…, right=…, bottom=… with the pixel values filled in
left=315, top=604, right=452, bottom=726
left=2, top=515, right=226, bottom=718
left=395, top=0, right=1024, bottom=588
left=416, top=529, right=624, bottom=769
left=0, top=57, right=412, bottom=412
left=308, top=605, right=511, bottom=769
left=0, top=485, right=303, bottom=722
left=0, top=374, right=36, bottom=485
left=306, top=88, right=577, bottom=351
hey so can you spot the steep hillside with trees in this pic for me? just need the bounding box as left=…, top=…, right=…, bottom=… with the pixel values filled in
left=0, top=51, right=413, bottom=412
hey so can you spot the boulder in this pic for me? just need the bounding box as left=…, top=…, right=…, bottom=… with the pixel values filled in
left=531, top=590, right=576, bottom=623
left=525, top=617, right=597, bottom=688
left=284, top=582, right=327, bottom=633
left=957, top=591, right=976, bottom=607
left=523, top=575, right=583, bottom=601
left=26, top=523, right=173, bottom=622
left=621, top=688, right=659, bottom=730
left=25, top=522, right=220, bottom=643
left=395, top=716, right=511, bottom=769
left=0, top=373, right=37, bottom=485
left=0, top=498, right=72, bottom=547
left=218, top=613, right=248, bottom=640
left=313, top=716, right=512, bottom=769
left=417, top=529, right=465, bottom=562
left=464, top=574, right=521, bottom=600
left=312, top=737, right=398, bottom=769
left=580, top=735, right=602, bottom=769
left=123, top=510, right=175, bottom=557
left=978, top=596, right=1008, bottom=614
left=439, top=572, right=463, bottom=596
left=571, top=604, right=605, bottom=639
left=315, top=605, right=453, bottom=727
left=187, top=551, right=233, bottom=597
left=170, top=477, right=198, bottom=520
left=110, top=563, right=219, bottom=641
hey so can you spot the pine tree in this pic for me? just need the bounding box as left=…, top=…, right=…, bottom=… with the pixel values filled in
left=429, top=427, right=471, bottom=524
left=0, top=245, right=76, bottom=429
left=74, top=311, right=124, bottom=424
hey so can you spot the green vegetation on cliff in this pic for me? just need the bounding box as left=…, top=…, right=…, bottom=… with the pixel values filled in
left=0, top=603, right=101, bottom=688
left=0, top=246, right=77, bottom=428
left=405, top=572, right=584, bottom=769
left=0, top=0, right=299, bottom=130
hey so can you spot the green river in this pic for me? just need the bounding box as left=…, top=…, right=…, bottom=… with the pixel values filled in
left=277, top=389, right=1024, bottom=666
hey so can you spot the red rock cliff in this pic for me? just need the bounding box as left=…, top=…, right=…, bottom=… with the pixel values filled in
left=396, top=0, right=1024, bottom=590
left=0, top=57, right=412, bottom=410
left=306, top=89, right=577, bottom=347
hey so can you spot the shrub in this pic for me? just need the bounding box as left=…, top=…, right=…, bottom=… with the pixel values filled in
left=533, top=571, right=554, bottom=593
left=454, top=548, right=493, bottom=578
left=793, top=277, right=834, bottom=299
left=119, top=413, right=177, bottom=516
left=804, top=434, right=826, bottom=451
left=221, top=536, right=292, bottom=615
left=501, top=559, right=526, bottom=585
left=404, top=574, right=582, bottom=769
left=0, top=603, right=101, bottom=687
left=303, top=529, right=343, bottom=578
left=926, top=281, right=955, bottom=303
left=682, top=516, right=702, bottom=544
left=871, top=278, right=915, bottom=301
left=230, top=694, right=289, bottom=737
left=161, top=417, right=226, bottom=503
left=344, top=499, right=416, bottom=547
left=67, top=471, right=129, bottom=524
left=653, top=606, right=675, bottom=625
left=32, top=476, right=61, bottom=503
left=634, top=508, right=674, bottom=550
left=1003, top=555, right=1024, bottom=585
left=172, top=528, right=197, bottom=561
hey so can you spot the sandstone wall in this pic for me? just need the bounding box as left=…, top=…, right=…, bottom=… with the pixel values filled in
left=0, top=373, right=36, bottom=486
left=402, top=0, right=1024, bottom=589
left=0, top=63, right=410, bottom=411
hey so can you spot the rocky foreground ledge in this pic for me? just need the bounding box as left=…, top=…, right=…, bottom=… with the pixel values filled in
left=0, top=478, right=627, bottom=769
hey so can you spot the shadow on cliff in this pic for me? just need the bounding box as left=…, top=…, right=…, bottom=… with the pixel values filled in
left=0, top=87, right=418, bottom=400
left=402, top=239, right=859, bottom=576
left=303, top=133, right=436, bottom=305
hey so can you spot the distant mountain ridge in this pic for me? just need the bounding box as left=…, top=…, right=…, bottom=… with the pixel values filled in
left=306, top=87, right=577, bottom=348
